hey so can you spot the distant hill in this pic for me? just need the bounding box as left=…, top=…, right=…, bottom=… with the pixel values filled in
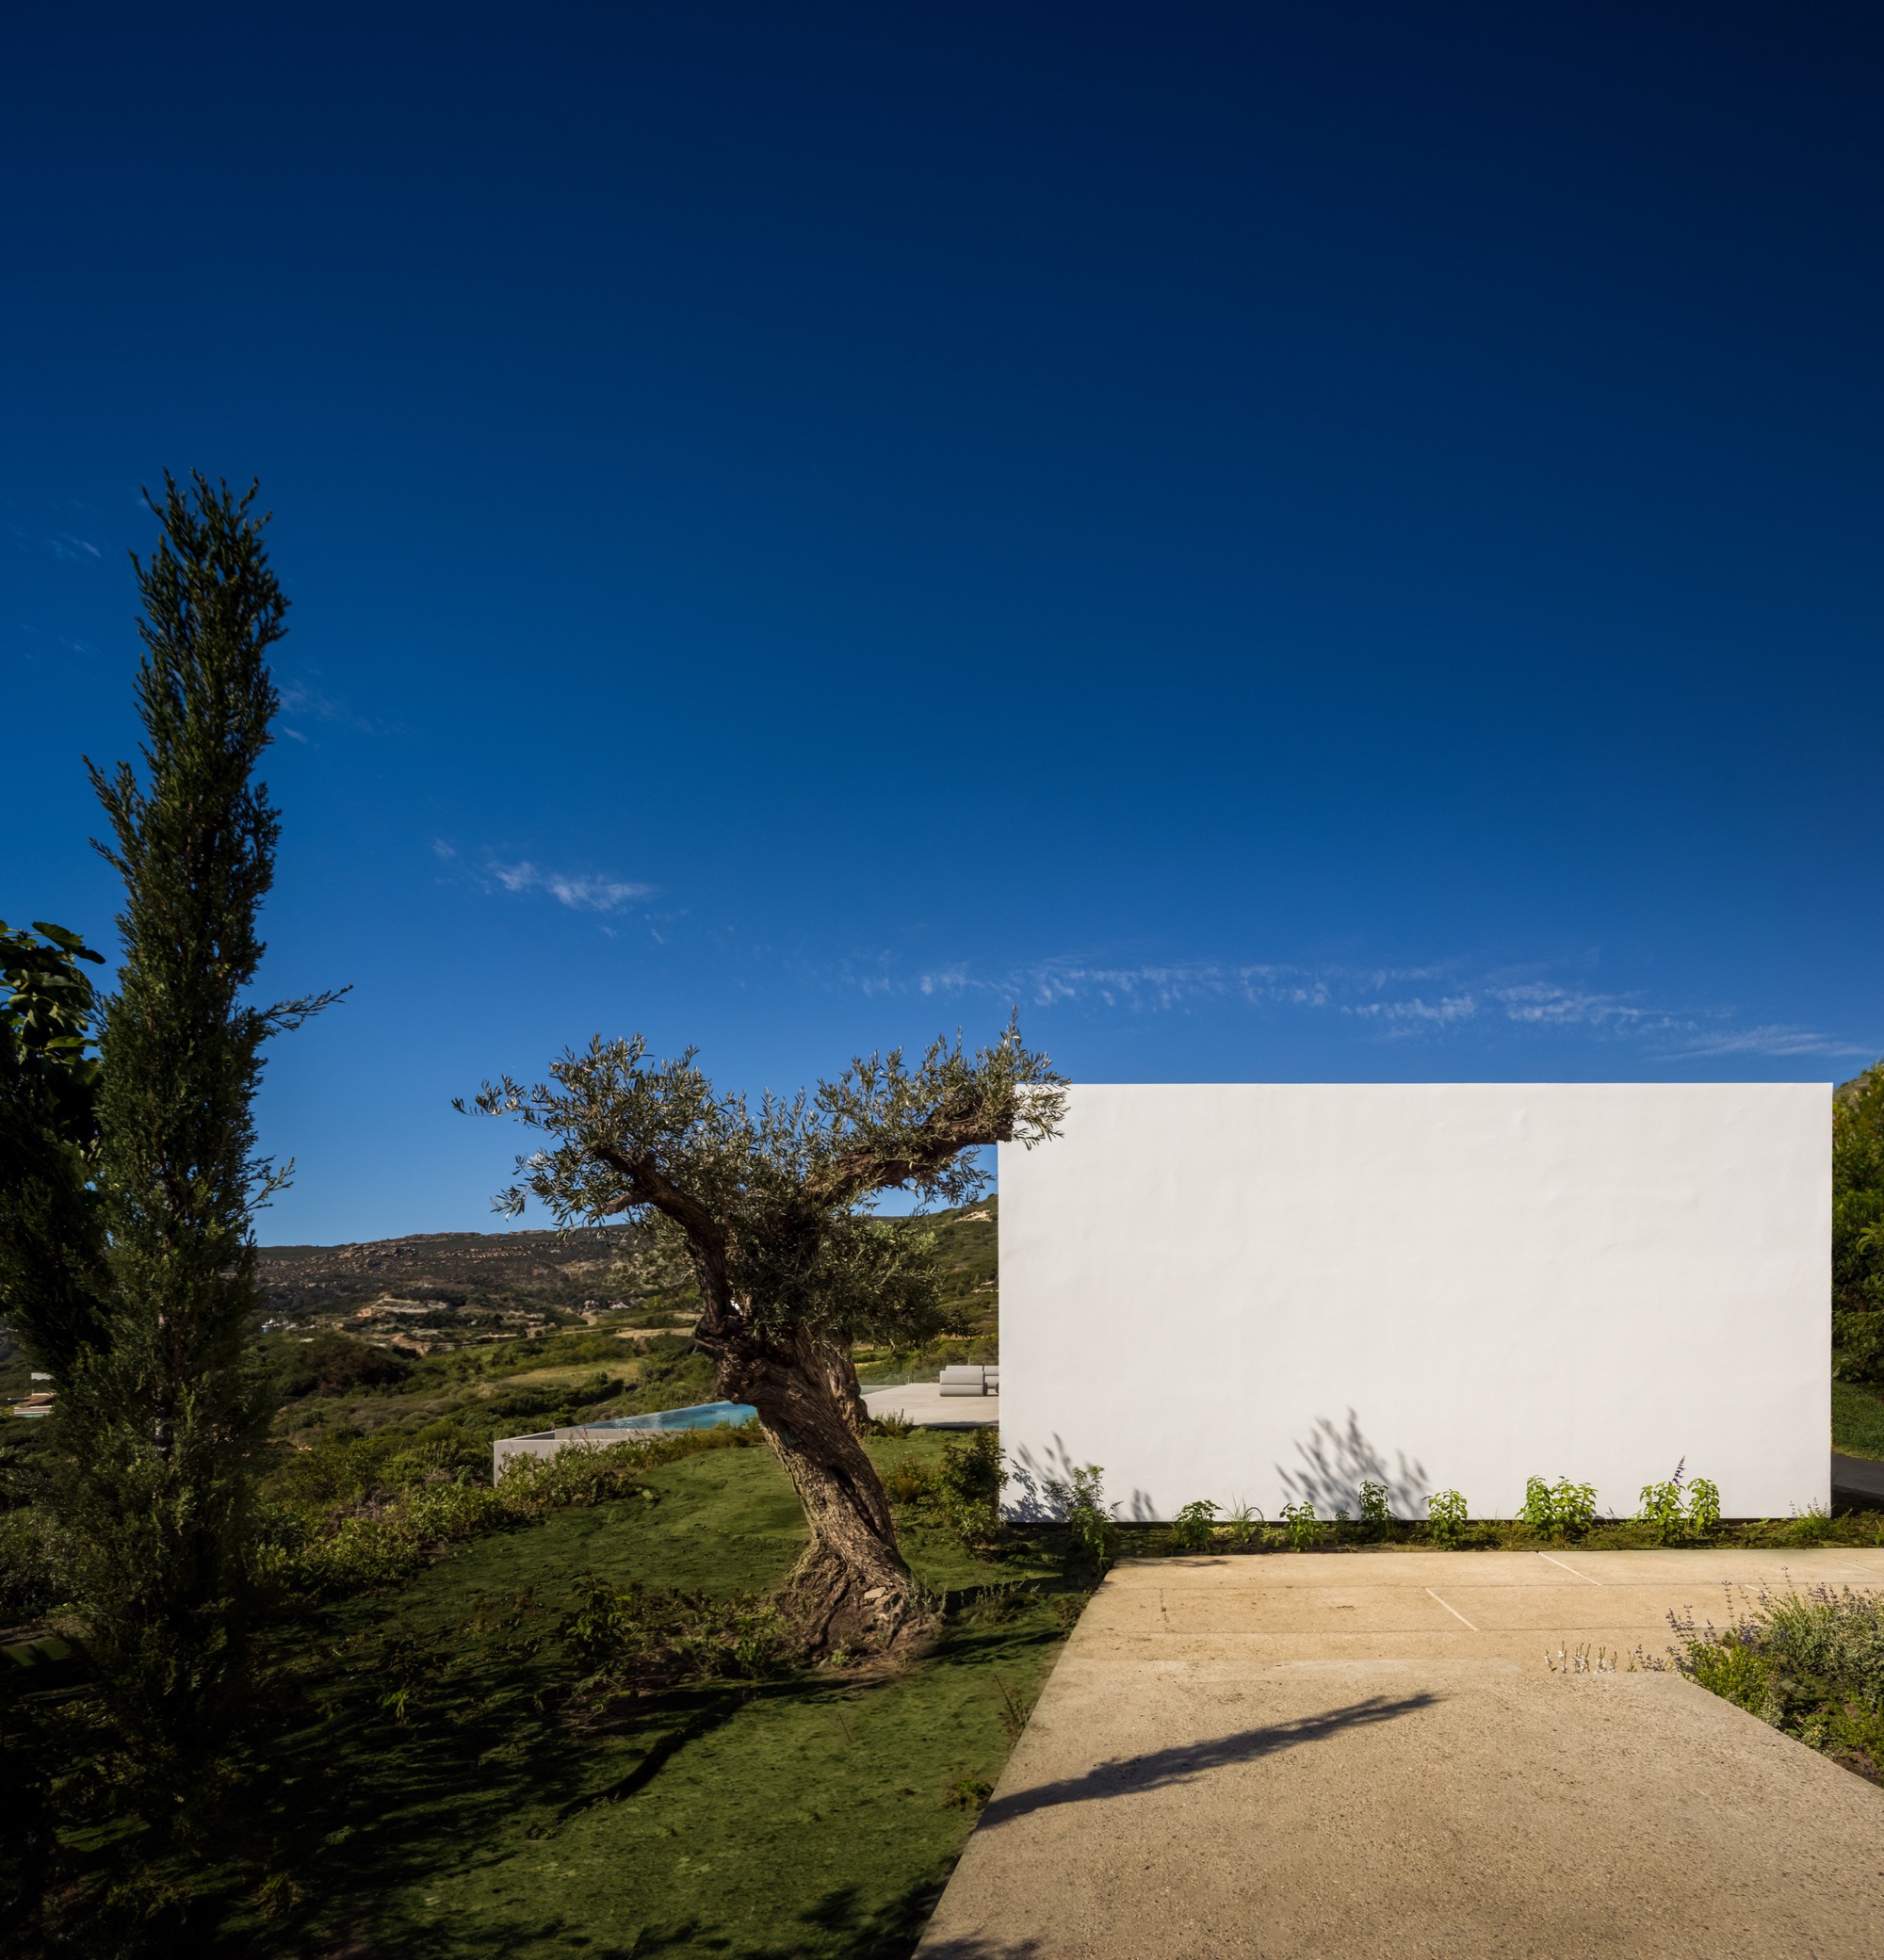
left=253, top=1195, right=1000, bottom=1353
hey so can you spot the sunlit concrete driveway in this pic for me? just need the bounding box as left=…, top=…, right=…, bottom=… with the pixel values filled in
left=918, top=1548, right=1884, bottom=1959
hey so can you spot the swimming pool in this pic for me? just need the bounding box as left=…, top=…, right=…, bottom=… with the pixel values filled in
left=585, top=1400, right=757, bottom=1434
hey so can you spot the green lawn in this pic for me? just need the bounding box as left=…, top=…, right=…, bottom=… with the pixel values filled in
left=1833, top=1380, right=1884, bottom=1460
left=248, top=1434, right=1073, bottom=1960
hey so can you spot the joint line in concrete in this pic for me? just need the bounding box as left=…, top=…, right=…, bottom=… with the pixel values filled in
left=1425, top=1587, right=1479, bottom=1631
left=1536, top=1552, right=1603, bottom=1585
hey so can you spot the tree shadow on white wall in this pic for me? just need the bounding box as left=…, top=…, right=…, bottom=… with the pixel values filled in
left=1278, top=1411, right=1430, bottom=1519
left=1005, top=1434, right=1157, bottom=1522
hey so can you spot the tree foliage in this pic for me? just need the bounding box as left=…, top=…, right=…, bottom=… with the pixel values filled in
left=1833, top=1061, right=1884, bottom=1380
left=472, top=1023, right=1063, bottom=1354
left=0, top=920, right=110, bottom=1370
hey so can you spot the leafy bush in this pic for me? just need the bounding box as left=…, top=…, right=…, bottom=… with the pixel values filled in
left=880, top=1456, right=935, bottom=1504
left=1522, top=1476, right=1598, bottom=1539
left=1834, top=1310, right=1884, bottom=1384
left=256, top=1423, right=764, bottom=1606
left=1425, top=1489, right=1468, bottom=1546
left=268, top=1427, right=409, bottom=1509
left=498, top=1441, right=656, bottom=1515
left=1834, top=1063, right=1884, bottom=1355
left=0, top=1421, right=53, bottom=1511
left=485, top=1381, right=582, bottom=1421
left=1638, top=1463, right=1717, bottom=1544
left=934, top=1430, right=1006, bottom=1547
left=276, top=1333, right=412, bottom=1400
left=0, top=1508, right=63, bottom=1623
left=1356, top=1481, right=1392, bottom=1533
left=1044, top=1463, right=1118, bottom=1575
left=1170, top=1499, right=1220, bottom=1552
left=1653, top=1582, right=1884, bottom=1780
left=558, top=1572, right=793, bottom=1698
left=1278, top=1498, right=1322, bottom=1551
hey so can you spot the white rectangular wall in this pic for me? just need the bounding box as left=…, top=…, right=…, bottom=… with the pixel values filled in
left=998, top=1083, right=1829, bottom=1523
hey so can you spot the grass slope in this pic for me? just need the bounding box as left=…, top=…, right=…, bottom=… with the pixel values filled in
left=252, top=1434, right=1072, bottom=1960
left=1833, top=1380, right=1884, bottom=1461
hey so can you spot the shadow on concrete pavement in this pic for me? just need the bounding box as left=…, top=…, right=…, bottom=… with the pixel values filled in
left=979, top=1693, right=1441, bottom=1828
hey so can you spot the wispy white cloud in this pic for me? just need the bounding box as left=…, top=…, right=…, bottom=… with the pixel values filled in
left=486, top=860, right=653, bottom=914
left=6, top=522, right=102, bottom=563
left=843, top=953, right=1874, bottom=1061
left=1665, top=1023, right=1868, bottom=1060
left=278, top=677, right=378, bottom=736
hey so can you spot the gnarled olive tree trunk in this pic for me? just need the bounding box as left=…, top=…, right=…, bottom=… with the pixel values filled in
left=815, top=1336, right=873, bottom=1439
left=708, top=1327, right=929, bottom=1653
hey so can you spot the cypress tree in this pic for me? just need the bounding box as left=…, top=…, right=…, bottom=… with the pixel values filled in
left=48, top=475, right=331, bottom=1802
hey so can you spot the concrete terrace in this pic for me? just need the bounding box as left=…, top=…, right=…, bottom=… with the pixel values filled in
left=862, top=1382, right=999, bottom=1428
left=919, top=1547, right=1884, bottom=1959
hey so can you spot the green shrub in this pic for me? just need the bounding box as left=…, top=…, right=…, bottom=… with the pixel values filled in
left=495, top=1440, right=654, bottom=1515
left=1834, top=1311, right=1884, bottom=1384
left=1655, top=1582, right=1884, bottom=1779
left=557, top=1572, right=793, bottom=1696
left=276, top=1333, right=412, bottom=1400
left=934, top=1430, right=1006, bottom=1547
left=268, top=1427, right=409, bottom=1509
left=881, top=1456, right=935, bottom=1505
left=1170, top=1499, right=1220, bottom=1552
left=1356, top=1481, right=1392, bottom=1533
left=1425, top=1490, right=1468, bottom=1546
left=1640, top=1464, right=1715, bottom=1544
left=262, top=1426, right=757, bottom=1605
left=0, top=1508, right=63, bottom=1623
left=1045, top=1464, right=1117, bottom=1576
left=1522, top=1476, right=1598, bottom=1539
left=1278, top=1498, right=1322, bottom=1551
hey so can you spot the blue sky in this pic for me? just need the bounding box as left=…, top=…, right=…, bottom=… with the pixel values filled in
left=6, top=3, right=1882, bottom=1243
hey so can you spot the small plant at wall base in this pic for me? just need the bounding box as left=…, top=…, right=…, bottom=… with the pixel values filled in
left=1426, top=1490, right=1468, bottom=1547
left=1522, top=1476, right=1598, bottom=1540
left=1045, top=1464, right=1118, bottom=1576
left=1356, top=1481, right=1392, bottom=1536
left=1638, top=1460, right=1718, bottom=1544
left=1170, top=1499, right=1220, bottom=1552
left=1279, top=1498, right=1322, bottom=1551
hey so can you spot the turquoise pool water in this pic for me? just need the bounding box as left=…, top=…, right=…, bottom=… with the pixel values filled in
left=586, top=1400, right=756, bottom=1434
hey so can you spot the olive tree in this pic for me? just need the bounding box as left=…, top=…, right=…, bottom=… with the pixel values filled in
left=467, top=1022, right=1064, bottom=1651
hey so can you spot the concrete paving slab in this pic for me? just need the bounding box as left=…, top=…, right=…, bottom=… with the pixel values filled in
left=862, top=1382, right=999, bottom=1428
left=918, top=1549, right=1884, bottom=1958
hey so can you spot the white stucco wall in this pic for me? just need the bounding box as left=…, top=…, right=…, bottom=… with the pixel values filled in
left=997, top=1083, right=1829, bottom=1523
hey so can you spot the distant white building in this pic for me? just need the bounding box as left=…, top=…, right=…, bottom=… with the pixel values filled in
left=998, top=1083, right=1828, bottom=1523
